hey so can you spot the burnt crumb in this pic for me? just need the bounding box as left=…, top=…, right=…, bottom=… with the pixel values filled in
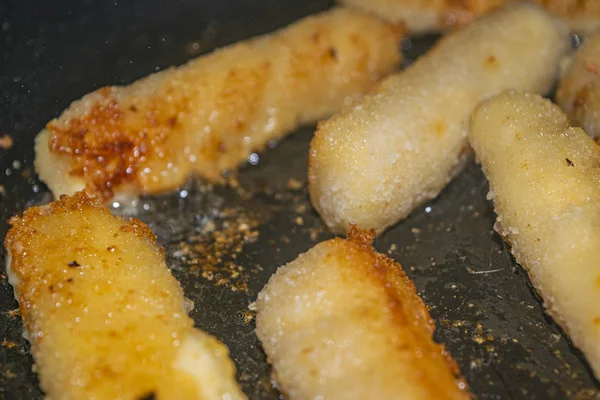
left=566, top=158, right=575, bottom=167
left=48, top=285, right=55, bottom=293
left=68, top=260, right=81, bottom=268
left=129, top=105, right=138, bottom=112
left=107, top=246, right=115, bottom=252
left=67, top=278, right=74, bottom=283
left=329, top=47, right=337, bottom=60
left=138, top=391, right=156, bottom=400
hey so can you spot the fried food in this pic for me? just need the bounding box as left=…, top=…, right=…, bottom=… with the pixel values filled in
left=255, top=226, right=469, bottom=400
left=339, top=0, right=600, bottom=34
left=4, top=193, right=246, bottom=399
left=469, top=90, right=600, bottom=379
left=35, top=8, right=403, bottom=202
left=309, top=3, right=569, bottom=235
left=557, top=30, right=600, bottom=139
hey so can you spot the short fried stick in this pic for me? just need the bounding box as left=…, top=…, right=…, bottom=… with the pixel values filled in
left=4, top=193, right=246, bottom=399
left=255, top=226, right=469, bottom=400
left=469, top=90, right=600, bottom=379
left=309, top=3, right=569, bottom=235
left=557, top=29, right=600, bottom=139
left=339, top=0, right=600, bottom=34
left=35, top=8, right=403, bottom=201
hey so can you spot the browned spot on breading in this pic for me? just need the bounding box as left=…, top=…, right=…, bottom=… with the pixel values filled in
left=574, top=88, right=588, bottom=107
left=328, top=47, right=337, bottom=60
left=208, top=62, right=272, bottom=162
left=485, top=55, right=499, bottom=68
left=432, top=120, right=447, bottom=137
left=47, top=88, right=182, bottom=199
left=586, top=62, right=599, bottom=74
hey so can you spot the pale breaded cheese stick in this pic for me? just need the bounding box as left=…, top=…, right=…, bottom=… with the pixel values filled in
left=339, top=0, right=600, bottom=34
left=309, top=3, right=569, bottom=235
left=469, top=90, right=600, bottom=379
left=557, top=30, right=600, bottom=139
left=255, top=226, right=469, bottom=400
left=36, top=8, right=403, bottom=201
left=4, top=193, right=246, bottom=399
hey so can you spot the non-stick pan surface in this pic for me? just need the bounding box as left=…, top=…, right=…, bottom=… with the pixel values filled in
left=1, top=1, right=599, bottom=398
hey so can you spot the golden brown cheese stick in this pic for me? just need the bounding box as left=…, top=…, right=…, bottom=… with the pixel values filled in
left=35, top=8, right=403, bottom=201
left=339, top=0, right=600, bottom=34
left=309, top=3, right=569, bottom=235
left=4, top=193, right=246, bottom=400
left=469, top=90, right=600, bottom=379
left=255, top=226, right=469, bottom=400
left=557, top=30, right=600, bottom=139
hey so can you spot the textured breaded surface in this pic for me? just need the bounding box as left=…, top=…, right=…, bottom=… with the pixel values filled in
left=4, top=193, right=246, bottom=400
left=309, top=3, right=568, bottom=235
left=469, top=90, right=600, bottom=380
left=36, top=8, right=403, bottom=200
left=339, top=0, right=600, bottom=34
left=255, top=226, right=469, bottom=400
left=557, top=30, right=600, bottom=139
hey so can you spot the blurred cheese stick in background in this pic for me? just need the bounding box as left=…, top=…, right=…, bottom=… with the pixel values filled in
left=469, top=90, right=600, bottom=379
left=36, top=8, right=403, bottom=201
left=4, top=193, right=246, bottom=399
left=339, top=0, right=600, bottom=35
left=255, top=226, right=469, bottom=400
left=309, top=3, right=569, bottom=235
left=557, top=30, right=600, bottom=139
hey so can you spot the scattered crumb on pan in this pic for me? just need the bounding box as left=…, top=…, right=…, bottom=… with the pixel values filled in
left=0, top=134, right=13, bottom=150
left=173, top=206, right=260, bottom=293
left=1, top=340, right=15, bottom=350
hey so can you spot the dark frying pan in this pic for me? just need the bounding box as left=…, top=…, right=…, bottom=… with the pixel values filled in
left=1, top=0, right=599, bottom=398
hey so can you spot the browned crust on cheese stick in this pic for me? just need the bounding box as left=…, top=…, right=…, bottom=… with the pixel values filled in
left=557, top=30, right=600, bottom=139
left=339, top=0, right=600, bottom=34
left=37, top=8, right=403, bottom=200
left=469, top=90, right=600, bottom=379
left=4, top=193, right=246, bottom=400
left=255, top=226, right=469, bottom=400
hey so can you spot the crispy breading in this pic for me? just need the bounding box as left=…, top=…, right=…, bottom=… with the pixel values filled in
left=36, top=8, right=403, bottom=201
left=255, top=226, right=469, bottom=400
left=4, top=193, right=246, bottom=400
left=557, top=30, right=600, bottom=139
left=469, top=90, right=600, bottom=379
left=309, top=3, right=569, bottom=235
left=339, top=0, right=600, bottom=34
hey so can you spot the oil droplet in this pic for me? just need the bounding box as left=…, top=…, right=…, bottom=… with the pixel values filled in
left=248, top=153, right=259, bottom=165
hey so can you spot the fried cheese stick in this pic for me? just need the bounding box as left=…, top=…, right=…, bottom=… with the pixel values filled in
left=339, top=0, right=600, bottom=34
left=36, top=8, right=403, bottom=201
left=557, top=30, right=600, bottom=139
left=469, top=90, right=600, bottom=379
left=255, top=226, right=469, bottom=400
left=309, top=3, right=569, bottom=235
left=4, top=193, right=246, bottom=399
